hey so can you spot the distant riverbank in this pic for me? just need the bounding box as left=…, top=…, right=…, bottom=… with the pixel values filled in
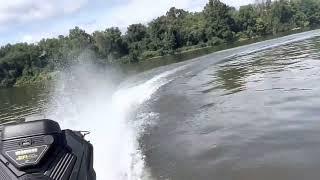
left=12, top=27, right=317, bottom=88
left=120, top=27, right=316, bottom=74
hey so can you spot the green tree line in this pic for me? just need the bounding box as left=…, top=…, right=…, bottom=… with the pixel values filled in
left=0, top=0, right=320, bottom=87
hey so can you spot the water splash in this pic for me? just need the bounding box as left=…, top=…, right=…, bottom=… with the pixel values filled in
left=45, top=61, right=186, bottom=180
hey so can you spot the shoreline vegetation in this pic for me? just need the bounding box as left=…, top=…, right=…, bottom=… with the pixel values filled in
left=1, top=0, right=320, bottom=87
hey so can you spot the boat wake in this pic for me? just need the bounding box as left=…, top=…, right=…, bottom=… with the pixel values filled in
left=45, top=62, right=186, bottom=180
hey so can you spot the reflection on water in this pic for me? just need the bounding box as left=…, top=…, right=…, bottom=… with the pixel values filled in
left=212, top=37, right=320, bottom=95
left=0, top=85, right=50, bottom=122
left=216, top=67, right=248, bottom=94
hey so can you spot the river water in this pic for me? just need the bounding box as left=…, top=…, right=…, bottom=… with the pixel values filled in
left=1, top=30, right=320, bottom=180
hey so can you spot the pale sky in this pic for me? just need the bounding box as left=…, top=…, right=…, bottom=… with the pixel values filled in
left=0, top=0, right=254, bottom=45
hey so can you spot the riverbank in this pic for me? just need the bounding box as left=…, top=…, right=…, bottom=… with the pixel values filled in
left=119, top=27, right=317, bottom=73
left=12, top=72, right=56, bottom=87
left=145, top=27, right=313, bottom=62
left=10, top=27, right=318, bottom=88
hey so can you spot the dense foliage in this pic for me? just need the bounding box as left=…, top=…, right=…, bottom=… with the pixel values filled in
left=0, top=0, right=320, bottom=87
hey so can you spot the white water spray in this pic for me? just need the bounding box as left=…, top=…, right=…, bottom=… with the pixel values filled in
left=45, top=61, right=186, bottom=180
